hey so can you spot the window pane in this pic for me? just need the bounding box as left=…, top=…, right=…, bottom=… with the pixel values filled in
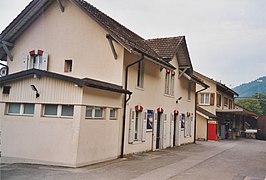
left=86, top=106, right=93, bottom=118
left=61, top=105, right=74, bottom=116
left=44, top=104, right=58, bottom=116
left=8, top=103, right=20, bottom=114
left=110, top=108, right=117, bottom=119
left=206, top=94, right=210, bottom=104
left=24, top=104, right=35, bottom=114
left=200, top=94, right=205, bottom=104
left=95, top=107, right=103, bottom=118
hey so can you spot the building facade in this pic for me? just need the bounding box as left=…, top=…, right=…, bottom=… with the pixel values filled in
left=0, top=0, right=206, bottom=167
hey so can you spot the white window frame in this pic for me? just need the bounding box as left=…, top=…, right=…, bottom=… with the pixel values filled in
left=85, top=106, right=105, bottom=119
left=165, top=71, right=175, bottom=96
left=136, top=61, right=144, bottom=88
left=109, top=108, right=118, bottom=120
left=43, top=104, right=74, bottom=118
left=6, top=103, right=35, bottom=116
left=199, top=93, right=210, bottom=105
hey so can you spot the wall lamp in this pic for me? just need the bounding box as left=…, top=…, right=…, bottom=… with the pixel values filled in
left=176, top=97, right=182, bottom=104
left=30, top=85, right=40, bottom=98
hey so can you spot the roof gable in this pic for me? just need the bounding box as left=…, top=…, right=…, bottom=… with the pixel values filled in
left=0, top=0, right=175, bottom=69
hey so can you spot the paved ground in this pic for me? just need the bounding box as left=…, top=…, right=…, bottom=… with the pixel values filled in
left=1, top=138, right=266, bottom=180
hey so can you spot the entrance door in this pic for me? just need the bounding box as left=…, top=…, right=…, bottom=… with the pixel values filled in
left=156, top=113, right=161, bottom=149
left=173, top=115, right=177, bottom=146
left=208, top=123, right=217, bottom=140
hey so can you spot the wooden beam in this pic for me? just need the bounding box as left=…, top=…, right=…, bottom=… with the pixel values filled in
left=178, top=67, right=189, bottom=78
left=1, top=43, right=13, bottom=61
left=106, top=35, right=118, bottom=60
left=56, top=0, right=64, bottom=12
left=1, top=41, right=14, bottom=47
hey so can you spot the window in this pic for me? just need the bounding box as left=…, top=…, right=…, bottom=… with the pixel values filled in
left=137, top=61, right=144, bottom=88
left=43, top=104, right=74, bottom=117
left=181, top=113, right=185, bottom=129
left=224, top=97, right=228, bottom=107
left=200, top=93, right=210, bottom=105
left=7, top=103, right=35, bottom=116
left=110, top=108, right=118, bottom=120
left=217, top=93, right=222, bottom=107
left=185, top=115, right=193, bottom=137
left=23, top=50, right=48, bottom=71
left=165, top=70, right=175, bottom=96
left=44, top=104, right=58, bottom=116
left=61, top=105, right=74, bottom=116
left=85, top=106, right=105, bottom=119
left=23, top=104, right=35, bottom=115
left=128, top=109, right=147, bottom=143
left=64, top=60, right=72, bottom=72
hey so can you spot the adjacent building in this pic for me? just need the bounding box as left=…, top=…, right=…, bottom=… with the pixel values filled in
left=194, top=71, right=257, bottom=141
left=0, top=0, right=206, bottom=167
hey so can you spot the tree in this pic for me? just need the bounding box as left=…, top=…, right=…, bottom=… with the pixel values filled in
left=252, top=93, right=266, bottom=115
left=236, top=98, right=263, bottom=116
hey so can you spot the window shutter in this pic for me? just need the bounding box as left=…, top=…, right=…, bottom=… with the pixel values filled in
left=128, top=109, right=135, bottom=144
left=22, top=54, right=29, bottom=70
left=142, top=111, right=147, bottom=142
left=170, top=113, right=174, bottom=147
left=163, top=114, right=167, bottom=148
left=177, top=115, right=182, bottom=146
left=190, top=116, right=193, bottom=137
left=210, top=93, right=215, bottom=106
left=40, top=52, right=48, bottom=70
left=152, top=112, right=157, bottom=150
left=184, top=115, right=187, bottom=137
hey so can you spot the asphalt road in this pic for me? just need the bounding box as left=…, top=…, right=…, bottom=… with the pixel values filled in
left=1, top=138, right=266, bottom=180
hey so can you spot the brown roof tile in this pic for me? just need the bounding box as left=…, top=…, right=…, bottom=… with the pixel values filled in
left=144, top=36, right=183, bottom=60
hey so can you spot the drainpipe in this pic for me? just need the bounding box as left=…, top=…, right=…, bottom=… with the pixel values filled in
left=120, top=54, right=144, bottom=158
left=194, top=86, right=208, bottom=144
left=0, top=62, right=9, bottom=75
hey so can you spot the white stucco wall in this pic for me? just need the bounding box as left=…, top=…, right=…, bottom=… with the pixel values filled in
left=7, top=0, right=124, bottom=85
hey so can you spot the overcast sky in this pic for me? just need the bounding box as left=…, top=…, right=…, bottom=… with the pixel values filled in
left=0, top=0, right=265, bottom=87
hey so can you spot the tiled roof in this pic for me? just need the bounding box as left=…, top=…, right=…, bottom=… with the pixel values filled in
left=0, top=0, right=175, bottom=69
left=144, top=37, right=183, bottom=60
left=0, top=69, right=131, bottom=94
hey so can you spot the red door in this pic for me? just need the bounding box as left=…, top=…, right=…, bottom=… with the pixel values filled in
left=208, top=123, right=218, bottom=140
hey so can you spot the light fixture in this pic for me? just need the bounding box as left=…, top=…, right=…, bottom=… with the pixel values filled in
left=176, top=97, right=182, bottom=104
left=30, top=85, right=40, bottom=98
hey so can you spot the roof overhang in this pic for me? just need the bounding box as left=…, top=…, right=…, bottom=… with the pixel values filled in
left=0, top=69, right=131, bottom=94
left=181, top=72, right=209, bottom=88
left=216, top=109, right=256, bottom=116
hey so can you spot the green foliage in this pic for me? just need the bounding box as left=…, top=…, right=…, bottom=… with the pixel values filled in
left=236, top=93, right=266, bottom=116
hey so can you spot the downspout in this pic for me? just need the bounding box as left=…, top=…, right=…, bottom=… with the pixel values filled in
left=0, top=62, right=9, bottom=75
left=194, top=86, right=208, bottom=144
left=120, top=54, right=144, bottom=158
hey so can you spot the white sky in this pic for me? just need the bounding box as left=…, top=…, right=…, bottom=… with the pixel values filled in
left=0, top=0, right=265, bottom=87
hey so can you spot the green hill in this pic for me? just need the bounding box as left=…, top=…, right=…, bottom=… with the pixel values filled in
left=233, top=76, right=266, bottom=97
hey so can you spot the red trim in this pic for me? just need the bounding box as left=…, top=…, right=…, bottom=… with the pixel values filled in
left=187, top=112, right=190, bottom=116
left=38, top=50, right=43, bottom=55
left=135, top=105, right=143, bottom=111
left=29, top=49, right=44, bottom=56
left=157, top=107, right=164, bottom=113
left=174, top=110, right=179, bottom=115
left=166, top=69, right=170, bottom=74
left=171, top=71, right=175, bottom=76
left=29, top=50, right=35, bottom=56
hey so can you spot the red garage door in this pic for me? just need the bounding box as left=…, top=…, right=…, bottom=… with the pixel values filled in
left=208, top=123, right=218, bottom=140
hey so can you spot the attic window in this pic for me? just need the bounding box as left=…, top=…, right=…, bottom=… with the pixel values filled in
left=64, top=60, right=72, bottom=72
left=23, top=49, right=48, bottom=71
